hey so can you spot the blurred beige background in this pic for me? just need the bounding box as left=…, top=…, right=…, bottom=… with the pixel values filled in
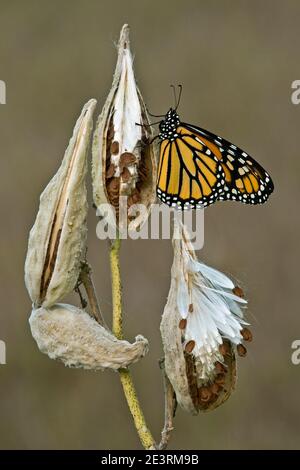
left=0, top=0, right=299, bottom=449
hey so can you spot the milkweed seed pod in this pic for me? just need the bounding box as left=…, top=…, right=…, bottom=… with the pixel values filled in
left=92, top=24, right=157, bottom=232
left=160, top=219, right=252, bottom=414
left=25, top=99, right=97, bottom=308
left=29, top=304, right=149, bottom=370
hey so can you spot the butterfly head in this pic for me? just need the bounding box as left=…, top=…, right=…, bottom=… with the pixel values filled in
left=158, top=108, right=180, bottom=141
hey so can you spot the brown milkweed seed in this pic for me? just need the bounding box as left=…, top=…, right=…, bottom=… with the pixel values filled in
left=237, top=344, right=247, bottom=357
left=179, top=318, right=187, bottom=330
left=198, top=387, right=212, bottom=402
left=211, top=383, right=220, bottom=395
left=215, top=361, right=227, bottom=374
left=119, top=152, right=136, bottom=169
left=106, top=163, right=116, bottom=179
left=121, top=166, right=131, bottom=183
left=232, top=286, right=245, bottom=298
left=219, top=342, right=230, bottom=356
left=110, top=141, right=119, bottom=155
left=185, top=340, right=196, bottom=353
left=241, top=327, right=253, bottom=342
left=215, top=374, right=226, bottom=386
left=131, top=190, right=141, bottom=204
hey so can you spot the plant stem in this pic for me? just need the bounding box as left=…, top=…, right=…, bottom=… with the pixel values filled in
left=110, top=237, right=123, bottom=339
left=119, top=370, right=155, bottom=450
left=158, top=359, right=176, bottom=450
left=109, top=236, right=156, bottom=450
left=79, top=261, right=106, bottom=327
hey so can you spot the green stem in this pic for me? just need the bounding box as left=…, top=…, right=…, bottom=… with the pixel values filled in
left=109, top=236, right=156, bottom=450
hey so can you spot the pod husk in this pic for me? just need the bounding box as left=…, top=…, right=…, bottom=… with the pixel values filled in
left=92, top=24, right=157, bottom=232
left=29, top=303, right=149, bottom=371
left=160, top=278, right=237, bottom=414
left=25, top=99, right=96, bottom=307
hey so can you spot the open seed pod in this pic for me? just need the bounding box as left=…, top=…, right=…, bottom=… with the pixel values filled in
left=161, top=289, right=237, bottom=414
left=25, top=99, right=96, bottom=308
left=160, top=219, right=251, bottom=414
left=29, top=303, right=149, bottom=371
left=92, top=24, right=157, bottom=233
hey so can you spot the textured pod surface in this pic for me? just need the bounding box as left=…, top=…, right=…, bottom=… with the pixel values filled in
left=160, top=220, right=248, bottom=414
left=92, top=24, right=157, bottom=231
left=160, top=284, right=197, bottom=415
left=29, top=303, right=149, bottom=370
left=25, top=99, right=96, bottom=307
left=160, top=284, right=237, bottom=414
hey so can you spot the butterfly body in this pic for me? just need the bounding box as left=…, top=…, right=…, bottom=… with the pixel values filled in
left=156, top=108, right=274, bottom=210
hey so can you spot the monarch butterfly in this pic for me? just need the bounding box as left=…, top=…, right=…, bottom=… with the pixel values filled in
left=155, top=86, right=274, bottom=210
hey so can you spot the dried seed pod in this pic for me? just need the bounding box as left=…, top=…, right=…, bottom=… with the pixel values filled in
left=29, top=303, right=149, bottom=370
left=92, top=24, right=157, bottom=232
left=160, top=221, right=244, bottom=415
left=25, top=99, right=96, bottom=308
left=161, top=283, right=237, bottom=415
left=161, top=291, right=196, bottom=415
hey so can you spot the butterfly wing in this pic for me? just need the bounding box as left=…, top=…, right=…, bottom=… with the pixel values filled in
left=182, top=123, right=274, bottom=205
left=156, top=129, right=225, bottom=209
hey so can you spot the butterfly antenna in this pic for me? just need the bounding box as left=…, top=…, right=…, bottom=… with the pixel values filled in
left=145, top=107, right=165, bottom=118
left=135, top=120, right=161, bottom=127
left=175, top=84, right=182, bottom=111
left=170, top=84, right=177, bottom=109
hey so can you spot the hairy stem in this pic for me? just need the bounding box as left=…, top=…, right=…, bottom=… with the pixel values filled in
left=110, top=237, right=123, bottom=338
left=109, top=236, right=156, bottom=450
